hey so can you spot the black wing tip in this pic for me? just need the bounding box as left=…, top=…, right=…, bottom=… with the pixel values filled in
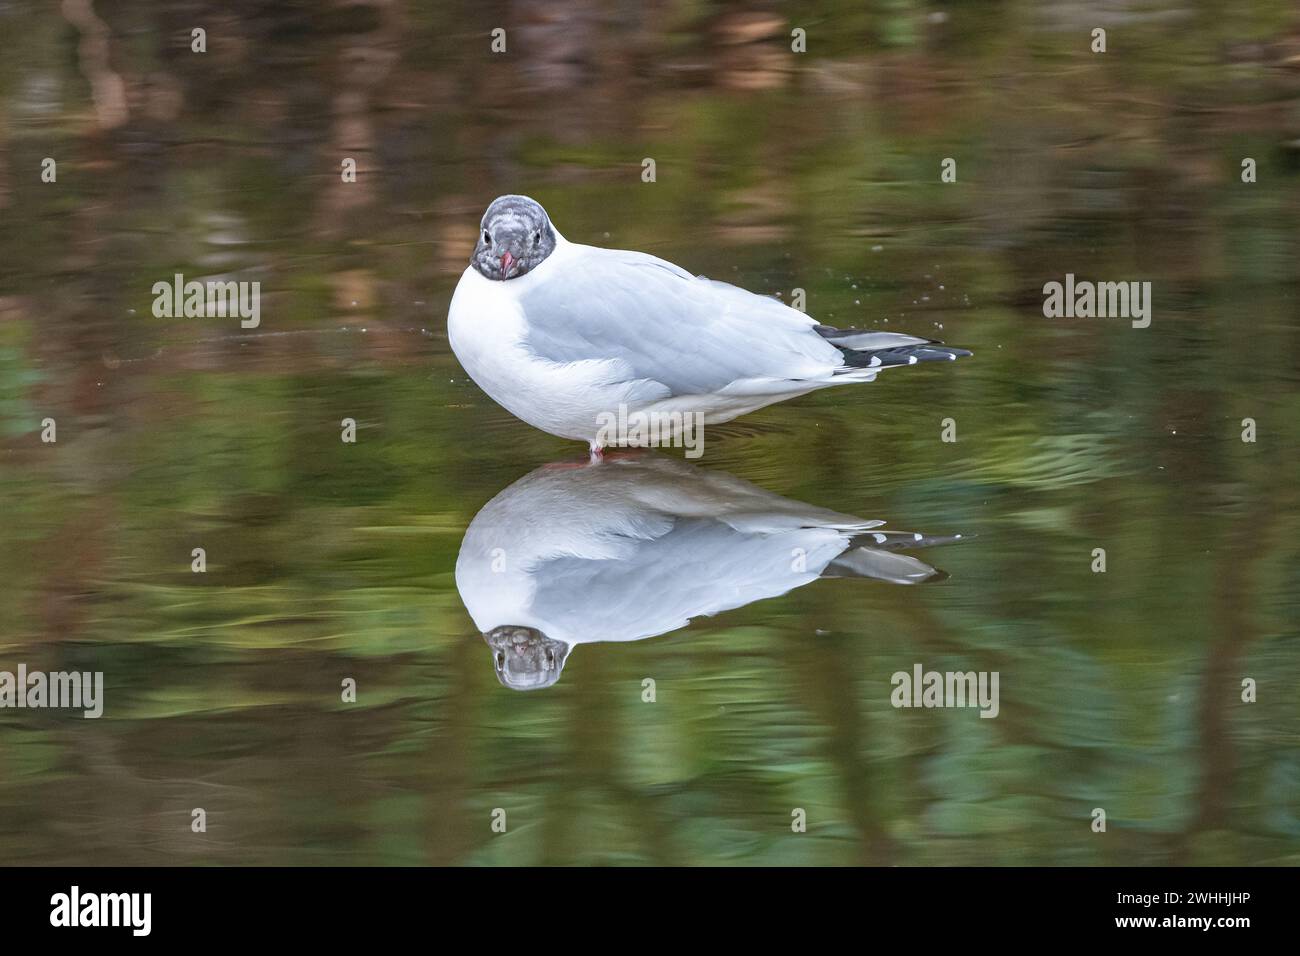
left=840, top=343, right=973, bottom=369
left=817, top=325, right=973, bottom=364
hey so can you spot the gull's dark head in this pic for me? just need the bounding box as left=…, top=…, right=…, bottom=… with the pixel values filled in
left=471, top=195, right=557, bottom=281
left=483, top=625, right=571, bottom=691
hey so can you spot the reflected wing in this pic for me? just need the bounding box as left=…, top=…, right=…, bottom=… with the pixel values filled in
left=528, top=518, right=847, bottom=642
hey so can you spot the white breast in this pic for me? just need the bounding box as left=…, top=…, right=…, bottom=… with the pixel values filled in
left=447, top=256, right=632, bottom=442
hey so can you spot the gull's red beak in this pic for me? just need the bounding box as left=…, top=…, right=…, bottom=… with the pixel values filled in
left=499, top=251, right=515, bottom=276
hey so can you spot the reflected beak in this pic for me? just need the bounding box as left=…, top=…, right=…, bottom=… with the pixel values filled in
left=499, top=251, right=515, bottom=276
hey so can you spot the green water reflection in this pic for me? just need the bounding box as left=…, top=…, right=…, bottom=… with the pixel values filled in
left=0, top=1, right=1297, bottom=865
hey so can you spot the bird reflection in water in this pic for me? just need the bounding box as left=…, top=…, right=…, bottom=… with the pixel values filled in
left=455, top=454, right=963, bottom=691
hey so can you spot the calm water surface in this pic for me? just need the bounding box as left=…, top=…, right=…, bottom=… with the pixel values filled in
left=0, top=1, right=1298, bottom=864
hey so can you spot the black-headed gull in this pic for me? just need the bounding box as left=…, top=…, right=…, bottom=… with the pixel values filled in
left=456, top=453, right=963, bottom=691
left=448, top=195, right=971, bottom=458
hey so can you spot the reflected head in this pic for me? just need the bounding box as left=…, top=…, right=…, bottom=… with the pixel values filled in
left=484, top=625, right=571, bottom=691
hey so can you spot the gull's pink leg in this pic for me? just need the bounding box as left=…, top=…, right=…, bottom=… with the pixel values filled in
left=539, top=443, right=603, bottom=471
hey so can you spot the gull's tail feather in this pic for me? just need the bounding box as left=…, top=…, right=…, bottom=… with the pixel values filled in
left=821, top=547, right=949, bottom=585
left=815, top=325, right=972, bottom=373
left=819, top=529, right=967, bottom=585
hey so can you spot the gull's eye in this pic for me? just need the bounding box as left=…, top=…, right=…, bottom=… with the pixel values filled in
left=483, top=230, right=491, bottom=244
left=533, top=231, right=541, bottom=244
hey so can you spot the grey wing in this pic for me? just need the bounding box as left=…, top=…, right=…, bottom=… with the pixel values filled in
left=516, top=247, right=844, bottom=396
